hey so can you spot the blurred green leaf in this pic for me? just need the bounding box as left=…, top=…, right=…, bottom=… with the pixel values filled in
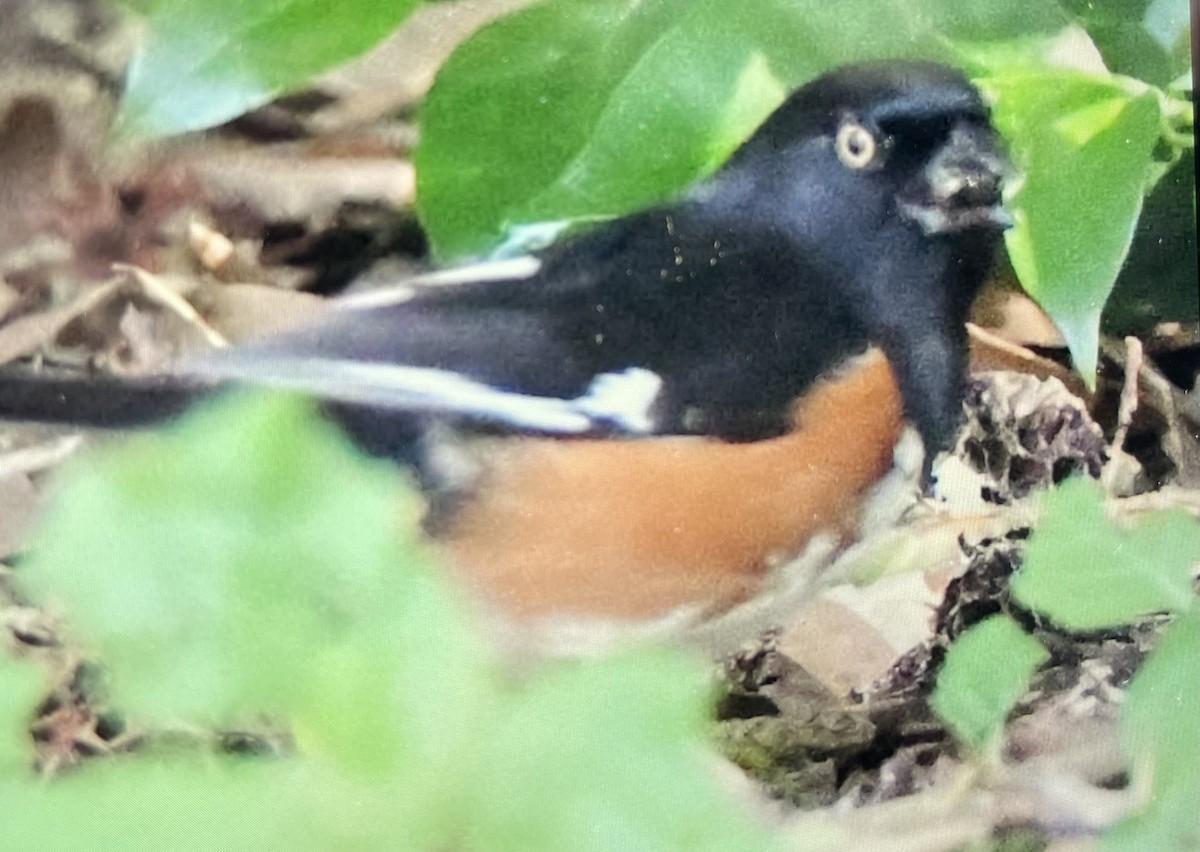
left=1, top=757, right=447, bottom=851
left=1012, top=478, right=1200, bottom=630
left=931, top=615, right=1049, bottom=753
left=10, top=392, right=771, bottom=849
left=416, top=0, right=1067, bottom=258
left=1103, top=612, right=1200, bottom=852
left=116, top=0, right=420, bottom=136
left=0, top=657, right=43, bottom=773
left=981, top=68, right=1163, bottom=383
left=18, top=392, right=492, bottom=781
left=0, top=650, right=767, bottom=851
left=466, top=650, right=777, bottom=852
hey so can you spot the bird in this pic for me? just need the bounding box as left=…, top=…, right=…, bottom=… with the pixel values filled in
left=0, top=60, right=1012, bottom=638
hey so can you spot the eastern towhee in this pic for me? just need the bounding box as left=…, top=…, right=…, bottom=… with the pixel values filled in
left=0, top=61, right=1012, bottom=636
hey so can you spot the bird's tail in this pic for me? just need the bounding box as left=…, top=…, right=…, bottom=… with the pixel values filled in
left=0, top=369, right=207, bottom=430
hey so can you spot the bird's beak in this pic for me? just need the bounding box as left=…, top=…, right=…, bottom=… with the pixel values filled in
left=899, top=123, right=1013, bottom=236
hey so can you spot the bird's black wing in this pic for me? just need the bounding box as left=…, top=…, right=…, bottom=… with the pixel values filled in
left=188, top=201, right=873, bottom=447
left=0, top=60, right=1010, bottom=466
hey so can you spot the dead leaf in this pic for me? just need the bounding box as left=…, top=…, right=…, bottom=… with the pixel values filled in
left=0, top=471, right=43, bottom=558
left=188, top=152, right=415, bottom=224
left=973, top=289, right=1066, bottom=349
left=0, top=275, right=124, bottom=366
left=967, top=323, right=1087, bottom=399
left=192, top=282, right=328, bottom=344
left=777, top=595, right=909, bottom=696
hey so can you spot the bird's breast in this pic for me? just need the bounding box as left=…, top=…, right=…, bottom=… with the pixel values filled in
left=434, top=348, right=906, bottom=625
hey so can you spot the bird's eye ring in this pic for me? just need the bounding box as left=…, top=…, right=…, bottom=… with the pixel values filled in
left=835, top=120, right=881, bottom=170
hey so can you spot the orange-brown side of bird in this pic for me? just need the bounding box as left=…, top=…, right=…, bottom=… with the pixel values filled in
left=439, top=350, right=905, bottom=621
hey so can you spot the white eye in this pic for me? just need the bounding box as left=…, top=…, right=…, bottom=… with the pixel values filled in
left=835, top=120, right=882, bottom=170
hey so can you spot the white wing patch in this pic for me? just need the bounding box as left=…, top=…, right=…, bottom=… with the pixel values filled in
left=335, top=256, right=543, bottom=310
left=182, top=353, right=663, bottom=436
left=573, top=367, right=663, bottom=433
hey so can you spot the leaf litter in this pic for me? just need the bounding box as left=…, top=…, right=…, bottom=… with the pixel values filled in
left=0, top=2, right=1197, bottom=849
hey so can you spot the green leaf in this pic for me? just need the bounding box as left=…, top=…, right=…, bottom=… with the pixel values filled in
left=1103, top=151, right=1199, bottom=332
left=1012, top=478, right=1200, bottom=630
left=465, top=650, right=778, bottom=852
left=416, top=0, right=1068, bottom=258
left=116, top=0, right=420, bottom=136
left=1058, top=0, right=1193, bottom=85
left=931, top=615, right=1050, bottom=753
left=980, top=68, right=1163, bottom=384
left=1103, top=612, right=1200, bottom=852
left=417, top=0, right=771, bottom=259
left=0, top=656, right=44, bottom=773
left=0, top=650, right=770, bottom=850
left=17, top=392, right=493, bottom=781
left=8, top=392, right=785, bottom=846
left=1, top=757, right=449, bottom=851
